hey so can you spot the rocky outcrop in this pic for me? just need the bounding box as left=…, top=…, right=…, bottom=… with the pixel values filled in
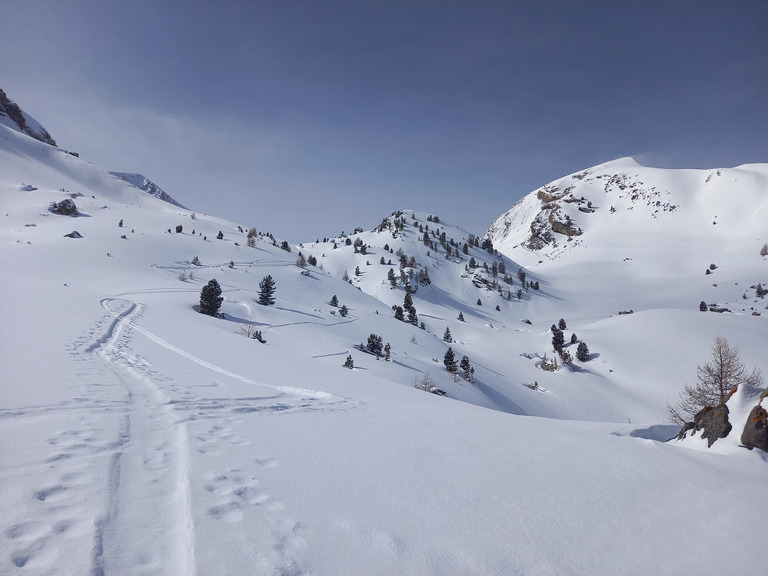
left=676, top=405, right=732, bottom=447
left=0, top=88, right=57, bottom=146
left=50, top=199, right=78, bottom=216
left=741, top=405, right=768, bottom=452
left=696, top=405, right=732, bottom=447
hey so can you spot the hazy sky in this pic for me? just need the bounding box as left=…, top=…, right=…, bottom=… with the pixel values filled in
left=2, top=1, right=766, bottom=241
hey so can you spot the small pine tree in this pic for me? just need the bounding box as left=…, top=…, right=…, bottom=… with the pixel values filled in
left=761, top=243, right=768, bottom=257
left=457, top=311, right=465, bottom=322
left=570, top=333, right=578, bottom=344
left=699, top=300, right=707, bottom=311
left=199, top=279, right=223, bottom=316
left=343, top=355, right=354, bottom=369
left=118, top=219, right=123, bottom=228
left=576, top=341, right=590, bottom=362
left=443, top=347, right=458, bottom=373
left=367, top=334, right=383, bottom=357
left=258, top=275, right=276, bottom=306
left=330, top=295, right=338, bottom=307
left=407, top=308, right=418, bottom=325
left=558, top=318, right=567, bottom=330
left=552, top=327, right=564, bottom=353
left=216, top=230, right=223, bottom=240
left=387, top=268, right=397, bottom=286
left=443, top=327, right=452, bottom=342
left=460, top=355, right=473, bottom=380
left=384, top=343, right=391, bottom=361
left=339, top=304, right=348, bottom=317
left=477, top=298, right=482, bottom=306
left=394, top=306, right=404, bottom=321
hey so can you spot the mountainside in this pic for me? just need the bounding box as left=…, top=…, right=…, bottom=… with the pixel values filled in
left=109, top=171, right=187, bottom=209
left=487, top=157, right=768, bottom=315
left=1, top=109, right=767, bottom=576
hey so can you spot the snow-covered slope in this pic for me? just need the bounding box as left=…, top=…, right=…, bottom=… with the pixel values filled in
left=487, top=157, right=768, bottom=314
left=0, top=88, right=57, bottom=147
left=1, top=120, right=767, bottom=576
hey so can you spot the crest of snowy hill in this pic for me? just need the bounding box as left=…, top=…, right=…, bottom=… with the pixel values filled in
left=109, top=171, right=187, bottom=209
left=0, top=88, right=57, bottom=147
left=2, top=104, right=768, bottom=576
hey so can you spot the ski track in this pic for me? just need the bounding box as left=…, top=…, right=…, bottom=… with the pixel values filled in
left=2, top=294, right=353, bottom=575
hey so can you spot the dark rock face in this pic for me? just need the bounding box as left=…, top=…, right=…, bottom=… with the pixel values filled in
left=695, top=405, right=732, bottom=448
left=741, top=405, right=768, bottom=452
left=0, top=88, right=57, bottom=146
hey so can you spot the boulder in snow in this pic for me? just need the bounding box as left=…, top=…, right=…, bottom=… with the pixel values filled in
left=695, top=405, right=732, bottom=448
left=740, top=405, right=768, bottom=452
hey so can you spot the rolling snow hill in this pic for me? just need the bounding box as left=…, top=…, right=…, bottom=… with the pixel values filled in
left=1, top=98, right=767, bottom=576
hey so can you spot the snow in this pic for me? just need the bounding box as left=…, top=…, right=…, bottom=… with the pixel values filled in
left=1, top=122, right=767, bottom=575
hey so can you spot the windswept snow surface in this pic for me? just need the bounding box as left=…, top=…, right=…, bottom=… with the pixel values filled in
left=1, top=125, right=767, bottom=575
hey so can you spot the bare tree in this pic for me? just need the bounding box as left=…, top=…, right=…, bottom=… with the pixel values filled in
left=667, top=337, right=763, bottom=424
left=414, top=372, right=436, bottom=392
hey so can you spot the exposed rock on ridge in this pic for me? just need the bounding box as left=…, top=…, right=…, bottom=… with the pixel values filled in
left=0, top=88, right=57, bottom=146
left=109, top=172, right=187, bottom=209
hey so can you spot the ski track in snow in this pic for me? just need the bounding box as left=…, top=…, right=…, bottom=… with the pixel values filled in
left=1, top=295, right=353, bottom=575
left=92, top=297, right=351, bottom=575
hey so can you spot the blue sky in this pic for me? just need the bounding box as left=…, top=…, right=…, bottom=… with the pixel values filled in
left=2, top=1, right=766, bottom=241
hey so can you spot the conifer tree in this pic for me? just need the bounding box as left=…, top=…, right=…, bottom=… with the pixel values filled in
left=367, top=334, right=383, bottom=357
left=330, top=295, right=338, bottom=307
left=457, top=311, right=465, bottom=322
left=384, top=343, right=391, bottom=361
left=199, top=279, right=223, bottom=316
left=343, top=355, right=354, bottom=369
left=258, top=275, right=276, bottom=306
left=576, top=341, right=590, bottom=362
left=339, top=304, right=348, bottom=317
left=552, top=327, right=565, bottom=353
left=460, top=355, right=473, bottom=381
left=443, top=347, right=458, bottom=373
left=443, top=327, right=452, bottom=342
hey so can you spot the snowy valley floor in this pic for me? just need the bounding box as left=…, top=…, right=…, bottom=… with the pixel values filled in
left=1, top=282, right=766, bottom=576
